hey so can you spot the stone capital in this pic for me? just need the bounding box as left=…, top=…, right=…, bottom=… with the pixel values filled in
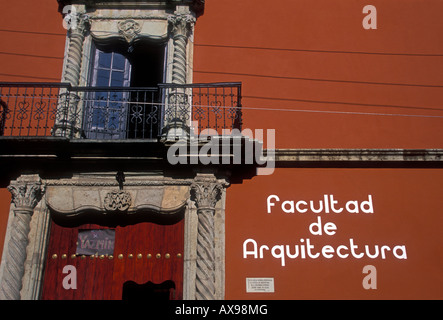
left=67, top=11, right=90, bottom=36
left=191, top=177, right=222, bottom=211
left=168, top=12, right=196, bottom=38
left=7, top=176, right=45, bottom=214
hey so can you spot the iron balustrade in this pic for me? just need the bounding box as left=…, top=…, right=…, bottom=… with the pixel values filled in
left=0, top=83, right=68, bottom=137
left=160, top=82, right=242, bottom=135
left=0, top=82, right=242, bottom=139
left=79, top=86, right=161, bottom=139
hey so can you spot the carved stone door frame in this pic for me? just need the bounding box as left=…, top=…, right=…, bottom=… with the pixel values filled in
left=0, top=172, right=227, bottom=300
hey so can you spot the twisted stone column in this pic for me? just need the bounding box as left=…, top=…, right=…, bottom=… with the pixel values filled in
left=191, top=177, right=222, bottom=300
left=63, top=12, right=89, bottom=86
left=53, top=11, right=89, bottom=138
left=0, top=177, right=44, bottom=300
left=168, top=12, right=195, bottom=85
left=163, top=12, right=195, bottom=140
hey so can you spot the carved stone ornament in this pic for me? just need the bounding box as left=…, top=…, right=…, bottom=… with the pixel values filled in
left=191, top=182, right=222, bottom=211
left=7, top=182, right=45, bottom=213
left=67, top=11, right=90, bottom=36
left=0, top=177, right=45, bottom=300
left=168, top=13, right=196, bottom=38
left=118, top=19, right=142, bottom=43
left=103, top=190, right=132, bottom=212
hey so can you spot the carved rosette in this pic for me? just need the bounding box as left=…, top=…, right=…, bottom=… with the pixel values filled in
left=0, top=179, right=44, bottom=300
left=103, top=191, right=132, bottom=212
left=191, top=178, right=222, bottom=300
left=117, top=19, right=142, bottom=43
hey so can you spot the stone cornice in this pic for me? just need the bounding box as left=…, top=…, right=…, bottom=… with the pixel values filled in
left=265, top=148, right=443, bottom=168
left=57, top=0, right=205, bottom=16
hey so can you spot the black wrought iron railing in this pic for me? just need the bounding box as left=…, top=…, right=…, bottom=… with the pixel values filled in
left=0, top=83, right=67, bottom=137
left=79, top=86, right=161, bottom=139
left=0, top=82, right=242, bottom=139
left=160, top=82, right=242, bottom=135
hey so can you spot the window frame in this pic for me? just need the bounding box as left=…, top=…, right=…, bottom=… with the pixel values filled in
left=83, top=45, right=132, bottom=139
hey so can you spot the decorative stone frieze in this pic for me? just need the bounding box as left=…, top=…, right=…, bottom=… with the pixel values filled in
left=44, top=177, right=190, bottom=223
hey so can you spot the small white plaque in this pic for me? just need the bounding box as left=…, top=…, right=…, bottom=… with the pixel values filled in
left=246, top=278, right=275, bottom=293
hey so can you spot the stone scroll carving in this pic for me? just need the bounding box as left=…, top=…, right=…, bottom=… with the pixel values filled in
left=103, top=190, right=132, bottom=212
left=0, top=175, right=44, bottom=300
left=191, top=175, right=222, bottom=300
left=117, top=19, right=142, bottom=43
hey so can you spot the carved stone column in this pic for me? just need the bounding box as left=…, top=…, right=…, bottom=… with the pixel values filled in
left=191, top=175, right=222, bottom=300
left=0, top=176, right=44, bottom=300
left=53, top=10, right=89, bottom=138
left=164, top=11, right=195, bottom=140
left=168, top=12, right=195, bottom=85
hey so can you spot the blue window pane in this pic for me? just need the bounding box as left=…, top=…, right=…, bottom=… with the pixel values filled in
left=87, top=47, right=132, bottom=138
left=112, top=53, right=126, bottom=71
left=96, top=69, right=110, bottom=86
left=111, top=71, right=125, bottom=87
left=98, top=51, right=112, bottom=69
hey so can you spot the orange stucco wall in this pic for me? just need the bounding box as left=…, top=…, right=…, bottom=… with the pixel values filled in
left=0, top=0, right=65, bottom=82
left=193, top=0, right=443, bottom=149
left=225, top=168, right=443, bottom=299
left=193, top=0, right=443, bottom=299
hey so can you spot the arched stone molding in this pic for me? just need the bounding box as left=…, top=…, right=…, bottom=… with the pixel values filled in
left=44, top=176, right=191, bottom=226
left=89, top=15, right=169, bottom=46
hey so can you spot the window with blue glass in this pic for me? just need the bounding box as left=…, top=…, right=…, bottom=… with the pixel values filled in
left=83, top=42, right=166, bottom=139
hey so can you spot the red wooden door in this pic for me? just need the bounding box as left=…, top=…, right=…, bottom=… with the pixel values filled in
left=40, top=219, right=184, bottom=300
